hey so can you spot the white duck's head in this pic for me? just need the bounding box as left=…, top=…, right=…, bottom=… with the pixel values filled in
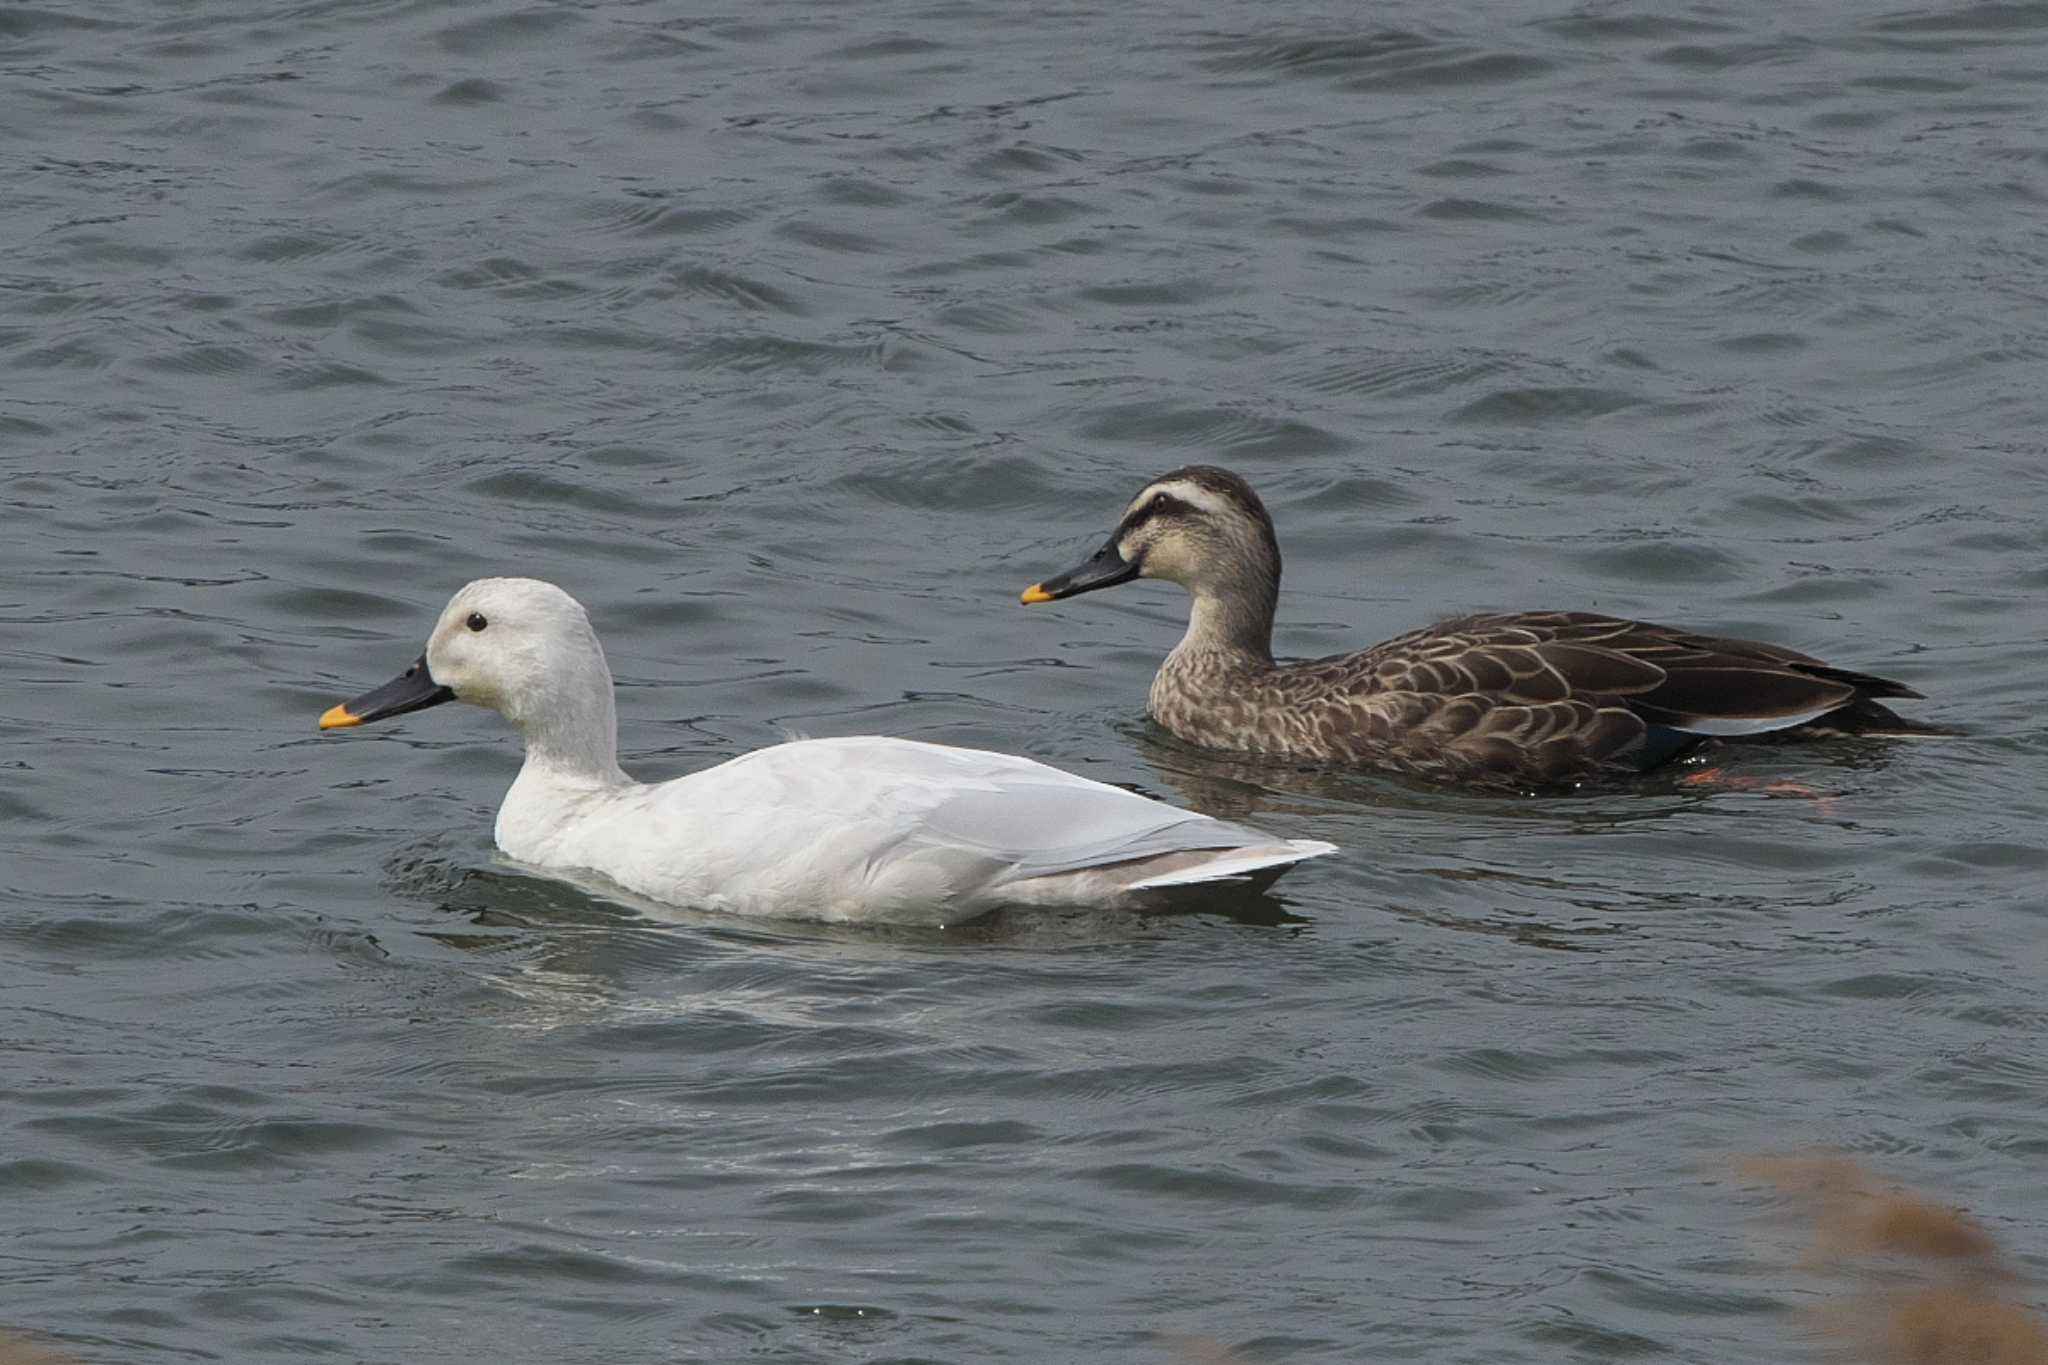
left=320, top=578, right=620, bottom=771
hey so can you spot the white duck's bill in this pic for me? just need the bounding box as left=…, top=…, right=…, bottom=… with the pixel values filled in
left=319, top=654, right=456, bottom=730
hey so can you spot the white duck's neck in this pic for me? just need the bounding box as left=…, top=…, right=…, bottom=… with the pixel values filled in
left=518, top=705, right=631, bottom=786
left=494, top=663, right=634, bottom=861
left=507, top=643, right=631, bottom=781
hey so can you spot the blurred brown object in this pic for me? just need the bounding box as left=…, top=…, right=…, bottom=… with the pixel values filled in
left=1747, top=1153, right=2047, bottom=1365
left=1745, top=1154, right=1997, bottom=1264
left=0, top=1330, right=81, bottom=1365
left=1860, top=1285, right=2048, bottom=1365
left=1160, top=1334, right=1242, bottom=1364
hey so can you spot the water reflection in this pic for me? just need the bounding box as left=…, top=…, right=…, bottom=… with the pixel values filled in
left=385, top=833, right=1317, bottom=1001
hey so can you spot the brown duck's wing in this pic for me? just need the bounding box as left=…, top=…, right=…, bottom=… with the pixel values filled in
left=1261, top=625, right=1655, bottom=780
left=1251, top=659, right=1652, bottom=782
left=1418, top=694, right=1653, bottom=783
left=1424, top=611, right=1923, bottom=734
left=1282, top=610, right=1935, bottom=778
left=1496, top=611, right=1923, bottom=692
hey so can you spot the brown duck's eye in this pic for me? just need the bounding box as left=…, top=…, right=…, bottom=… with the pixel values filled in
left=466, top=612, right=488, bottom=632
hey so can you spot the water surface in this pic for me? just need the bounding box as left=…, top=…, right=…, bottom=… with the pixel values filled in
left=3, top=0, right=2045, bottom=1360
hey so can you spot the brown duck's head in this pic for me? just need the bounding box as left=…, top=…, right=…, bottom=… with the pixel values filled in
left=1021, top=465, right=1282, bottom=607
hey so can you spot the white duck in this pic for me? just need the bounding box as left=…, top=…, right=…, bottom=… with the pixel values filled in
left=318, top=578, right=1333, bottom=923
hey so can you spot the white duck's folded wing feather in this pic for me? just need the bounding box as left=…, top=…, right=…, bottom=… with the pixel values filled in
left=891, top=766, right=1274, bottom=880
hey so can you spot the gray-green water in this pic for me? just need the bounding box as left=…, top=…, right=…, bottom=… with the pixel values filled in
left=4, top=1, right=2045, bottom=1361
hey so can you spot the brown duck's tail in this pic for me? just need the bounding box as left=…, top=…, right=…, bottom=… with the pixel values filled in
left=1792, top=697, right=1965, bottom=739
left=1788, top=659, right=1925, bottom=700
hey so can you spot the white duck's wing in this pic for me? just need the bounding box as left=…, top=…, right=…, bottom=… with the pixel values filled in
left=580, top=737, right=1330, bottom=921
left=767, top=737, right=1309, bottom=877
left=890, top=757, right=1263, bottom=877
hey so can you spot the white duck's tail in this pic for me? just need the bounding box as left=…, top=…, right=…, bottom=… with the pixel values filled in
left=1002, top=838, right=1336, bottom=907
left=1124, top=839, right=1337, bottom=892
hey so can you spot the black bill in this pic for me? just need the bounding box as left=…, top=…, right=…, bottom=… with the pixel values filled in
left=318, top=654, right=456, bottom=730
left=1020, top=539, right=1140, bottom=604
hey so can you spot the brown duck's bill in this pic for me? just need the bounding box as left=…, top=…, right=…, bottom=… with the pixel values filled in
left=1019, top=540, right=1139, bottom=605
left=318, top=654, right=456, bottom=730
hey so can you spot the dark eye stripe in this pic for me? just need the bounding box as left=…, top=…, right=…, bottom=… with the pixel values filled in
left=1120, top=492, right=1194, bottom=536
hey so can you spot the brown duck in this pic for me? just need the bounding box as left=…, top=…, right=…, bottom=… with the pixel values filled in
left=1020, top=465, right=1951, bottom=786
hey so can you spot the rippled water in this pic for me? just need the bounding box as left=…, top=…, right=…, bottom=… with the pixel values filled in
left=5, top=0, right=2046, bottom=1360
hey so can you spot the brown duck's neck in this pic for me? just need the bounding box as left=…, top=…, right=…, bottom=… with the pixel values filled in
left=1170, top=591, right=1277, bottom=672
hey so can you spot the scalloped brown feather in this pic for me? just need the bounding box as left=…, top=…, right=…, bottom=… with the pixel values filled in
left=1147, top=608, right=1948, bottom=786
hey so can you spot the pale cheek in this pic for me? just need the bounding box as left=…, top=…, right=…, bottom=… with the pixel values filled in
left=428, top=641, right=477, bottom=696
left=1140, top=541, right=1189, bottom=580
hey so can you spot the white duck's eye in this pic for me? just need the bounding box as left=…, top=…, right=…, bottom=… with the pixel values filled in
left=466, top=612, right=488, bottom=632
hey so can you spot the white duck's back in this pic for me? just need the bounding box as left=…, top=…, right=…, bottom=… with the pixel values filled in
left=498, top=735, right=1320, bottom=923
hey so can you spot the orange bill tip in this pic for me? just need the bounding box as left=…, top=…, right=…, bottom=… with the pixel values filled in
left=318, top=703, right=363, bottom=730
left=1019, top=583, right=1053, bottom=605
